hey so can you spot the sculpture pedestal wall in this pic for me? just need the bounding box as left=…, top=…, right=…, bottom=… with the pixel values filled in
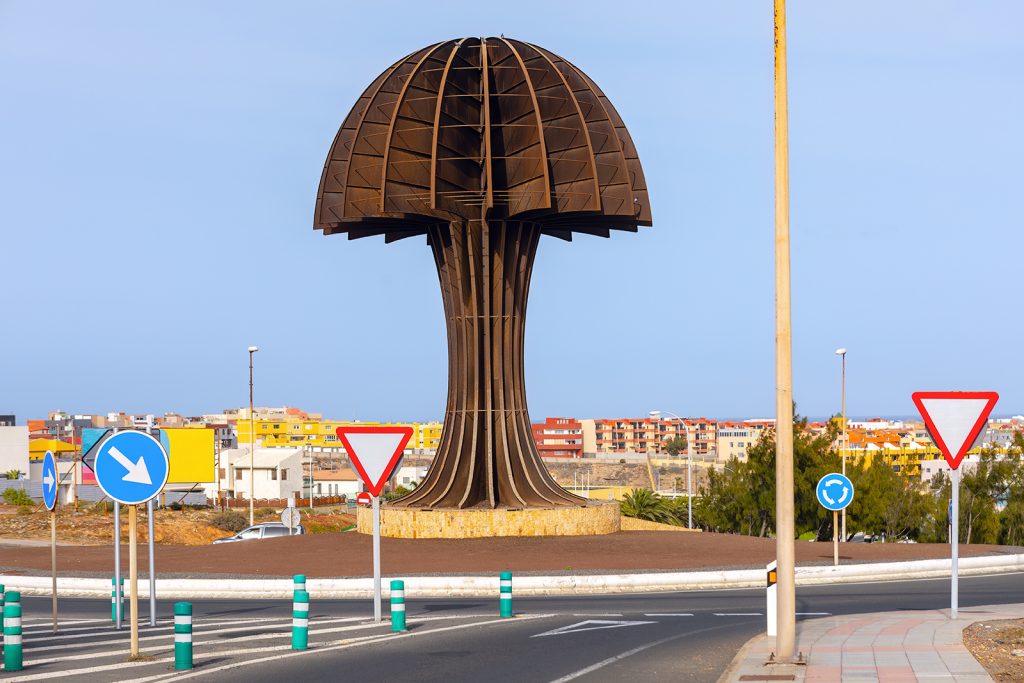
left=357, top=502, right=620, bottom=539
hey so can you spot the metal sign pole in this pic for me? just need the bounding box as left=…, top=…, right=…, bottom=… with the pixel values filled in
left=147, top=498, right=156, bottom=627
left=114, top=503, right=122, bottom=630
left=129, top=505, right=139, bottom=657
left=372, top=495, right=381, bottom=623
left=951, top=467, right=959, bottom=619
left=832, top=510, right=838, bottom=566
left=51, top=509, right=57, bottom=634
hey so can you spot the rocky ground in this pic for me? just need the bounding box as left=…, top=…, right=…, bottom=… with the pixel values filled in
left=963, top=618, right=1024, bottom=682
left=0, top=503, right=356, bottom=546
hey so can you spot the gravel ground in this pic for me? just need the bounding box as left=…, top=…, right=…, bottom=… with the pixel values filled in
left=0, top=530, right=1018, bottom=579
left=963, top=618, right=1024, bottom=682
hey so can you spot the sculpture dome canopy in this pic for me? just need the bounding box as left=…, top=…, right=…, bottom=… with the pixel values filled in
left=314, top=37, right=652, bottom=242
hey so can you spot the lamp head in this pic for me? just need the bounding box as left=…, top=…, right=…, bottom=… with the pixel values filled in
left=835, top=347, right=847, bottom=356
left=248, top=346, right=259, bottom=353
left=648, top=410, right=662, bottom=419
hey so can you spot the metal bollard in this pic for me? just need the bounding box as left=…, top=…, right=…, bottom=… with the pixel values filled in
left=293, top=574, right=306, bottom=594
left=500, top=572, right=512, bottom=618
left=390, top=580, right=406, bottom=632
left=111, top=577, right=125, bottom=622
left=3, top=601, right=23, bottom=671
left=292, top=590, right=309, bottom=650
left=174, top=602, right=193, bottom=670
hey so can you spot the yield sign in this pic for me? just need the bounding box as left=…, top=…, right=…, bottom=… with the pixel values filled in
left=911, top=391, right=999, bottom=469
left=336, top=426, right=413, bottom=496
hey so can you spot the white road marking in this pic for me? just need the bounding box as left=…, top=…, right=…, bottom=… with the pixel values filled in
left=126, top=614, right=554, bottom=683
left=713, top=612, right=762, bottom=616
left=547, top=622, right=739, bottom=683
left=796, top=612, right=831, bottom=616
left=532, top=620, right=656, bottom=638
left=643, top=613, right=693, bottom=617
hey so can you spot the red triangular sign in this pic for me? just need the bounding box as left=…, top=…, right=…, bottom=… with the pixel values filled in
left=335, top=426, right=413, bottom=496
left=911, top=391, right=999, bottom=469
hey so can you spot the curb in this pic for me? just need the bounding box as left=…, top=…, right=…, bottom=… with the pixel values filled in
left=2, top=554, right=1021, bottom=599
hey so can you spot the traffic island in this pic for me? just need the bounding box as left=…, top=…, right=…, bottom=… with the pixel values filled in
left=355, top=502, right=620, bottom=539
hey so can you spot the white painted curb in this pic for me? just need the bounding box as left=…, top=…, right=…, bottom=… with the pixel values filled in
left=2, top=554, right=1021, bottom=599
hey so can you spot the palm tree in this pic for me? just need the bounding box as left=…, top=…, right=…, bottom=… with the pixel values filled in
left=620, top=488, right=679, bottom=525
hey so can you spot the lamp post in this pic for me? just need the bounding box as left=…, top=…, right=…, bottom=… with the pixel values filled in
left=835, top=347, right=847, bottom=543
left=649, top=410, right=691, bottom=529
left=248, top=346, right=258, bottom=527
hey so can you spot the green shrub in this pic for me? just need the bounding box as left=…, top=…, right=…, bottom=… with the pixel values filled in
left=210, top=511, right=248, bottom=533
left=3, top=488, right=33, bottom=506
left=255, top=507, right=275, bottom=517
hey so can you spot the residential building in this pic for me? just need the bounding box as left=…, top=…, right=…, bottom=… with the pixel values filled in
left=204, top=447, right=304, bottom=501
left=0, top=415, right=14, bottom=427
left=395, top=465, right=429, bottom=488
left=531, top=417, right=584, bottom=458
left=717, top=421, right=761, bottom=461
left=312, top=469, right=362, bottom=498
left=237, top=418, right=442, bottom=452
left=590, top=417, right=688, bottom=455
left=0, top=426, right=29, bottom=475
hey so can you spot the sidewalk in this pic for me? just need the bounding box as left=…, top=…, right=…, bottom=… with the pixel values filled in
left=721, top=603, right=1024, bottom=682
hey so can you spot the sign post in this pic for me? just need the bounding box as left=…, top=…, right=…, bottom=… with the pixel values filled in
left=816, top=473, right=854, bottom=567
left=911, top=391, right=998, bottom=620
left=42, top=451, right=58, bottom=634
left=93, top=431, right=170, bottom=655
left=335, top=426, right=413, bottom=624
left=281, top=506, right=301, bottom=535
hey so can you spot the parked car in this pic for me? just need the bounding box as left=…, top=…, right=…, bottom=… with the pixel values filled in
left=212, top=522, right=305, bottom=544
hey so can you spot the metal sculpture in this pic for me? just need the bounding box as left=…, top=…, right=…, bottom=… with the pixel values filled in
left=314, top=37, right=652, bottom=508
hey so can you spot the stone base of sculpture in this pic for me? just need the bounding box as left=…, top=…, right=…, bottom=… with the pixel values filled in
left=357, top=502, right=620, bottom=539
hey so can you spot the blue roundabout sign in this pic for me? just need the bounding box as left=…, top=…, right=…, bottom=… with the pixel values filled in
left=816, top=473, right=854, bottom=512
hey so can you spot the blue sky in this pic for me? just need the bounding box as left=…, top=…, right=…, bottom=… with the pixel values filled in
left=1, top=1, right=1021, bottom=423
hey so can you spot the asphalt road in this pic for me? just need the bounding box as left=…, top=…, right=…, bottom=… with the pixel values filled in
left=9, top=572, right=1024, bottom=682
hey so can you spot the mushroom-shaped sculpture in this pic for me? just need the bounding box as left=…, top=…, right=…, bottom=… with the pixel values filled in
left=315, top=37, right=651, bottom=509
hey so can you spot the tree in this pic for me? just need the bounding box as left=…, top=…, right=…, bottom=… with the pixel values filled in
left=662, top=435, right=688, bottom=457
left=4, top=470, right=21, bottom=480
left=620, top=488, right=678, bottom=525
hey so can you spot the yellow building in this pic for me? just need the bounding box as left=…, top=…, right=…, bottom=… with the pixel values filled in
left=28, top=438, right=77, bottom=461
left=236, top=419, right=442, bottom=451
left=838, top=443, right=996, bottom=478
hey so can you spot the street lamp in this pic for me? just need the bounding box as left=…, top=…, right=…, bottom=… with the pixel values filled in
left=248, top=346, right=258, bottom=526
left=835, top=347, right=847, bottom=542
left=649, top=409, right=692, bottom=529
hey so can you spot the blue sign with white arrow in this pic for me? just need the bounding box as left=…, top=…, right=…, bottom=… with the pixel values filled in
left=94, top=431, right=169, bottom=505
left=42, top=450, right=58, bottom=510
left=816, top=472, right=854, bottom=512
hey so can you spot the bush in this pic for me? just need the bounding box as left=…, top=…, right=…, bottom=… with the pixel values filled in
left=255, top=507, right=275, bottom=517
left=3, top=488, right=33, bottom=506
left=210, top=511, right=248, bottom=533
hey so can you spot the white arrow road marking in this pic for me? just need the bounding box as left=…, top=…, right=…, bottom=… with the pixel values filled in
left=108, top=446, right=152, bottom=485
left=531, top=619, right=656, bottom=638
left=43, top=471, right=55, bottom=490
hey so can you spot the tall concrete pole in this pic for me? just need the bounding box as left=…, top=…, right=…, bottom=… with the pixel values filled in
left=774, top=0, right=797, bottom=661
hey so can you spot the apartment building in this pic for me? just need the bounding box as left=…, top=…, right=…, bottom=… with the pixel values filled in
left=531, top=417, right=584, bottom=458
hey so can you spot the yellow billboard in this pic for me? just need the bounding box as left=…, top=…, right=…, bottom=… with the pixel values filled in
left=160, top=428, right=215, bottom=483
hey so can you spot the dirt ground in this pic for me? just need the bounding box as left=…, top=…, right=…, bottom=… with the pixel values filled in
left=963, top=618, right=1024, bottom=682
left=0, top=528, right=1017, bottom=578
left=0, top=504, right=354, bottom=546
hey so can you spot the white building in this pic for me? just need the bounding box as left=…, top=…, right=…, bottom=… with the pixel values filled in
left=0, top=426, right=29, bottom=476
left=312, top=469, right=362, bottom=497
left=395, top=465, right=428, bottom=488
left=204, top=447, right=303, bottom=502
left=920, top=457, right=980, bottom=483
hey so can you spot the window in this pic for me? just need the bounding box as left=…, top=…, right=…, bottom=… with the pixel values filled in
left=218, top=468, right=226, bottom=479
left=281, top=470, right=288, bottom=481
left=238, top=527, right=261, bottom=539
left=270, top=470, right=277, bottom=481
left=235, top=470, right=243, bottom=481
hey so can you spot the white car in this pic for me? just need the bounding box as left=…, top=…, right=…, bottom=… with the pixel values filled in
left=212, top=522, right=305, bottom=544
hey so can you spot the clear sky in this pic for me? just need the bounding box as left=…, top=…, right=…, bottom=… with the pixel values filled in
left=1, top=1, right=1021, bottom=423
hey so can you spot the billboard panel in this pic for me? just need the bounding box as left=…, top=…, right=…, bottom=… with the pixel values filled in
left=160, top=428, right=215, bottom=484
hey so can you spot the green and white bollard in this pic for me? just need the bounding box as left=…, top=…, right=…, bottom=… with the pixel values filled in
left=500, top=572, right=513, bottom=618
left=293, top=574, right=306, bottom=594
left=390, top=580, right=406, bottom=632
left=3, top=600, right=23, bottom=671
left=174, top=602, right=193, bottom=670
left=292, top=590, right=309, bottom=650
left=111, top=577, right=124, bottom=622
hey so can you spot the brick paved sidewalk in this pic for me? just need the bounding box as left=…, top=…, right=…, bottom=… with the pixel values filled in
left=720, top=603, right=1024, bottom=682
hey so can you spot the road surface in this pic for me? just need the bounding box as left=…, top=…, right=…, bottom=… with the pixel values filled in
left=9, top=572, right=1024, bottom=682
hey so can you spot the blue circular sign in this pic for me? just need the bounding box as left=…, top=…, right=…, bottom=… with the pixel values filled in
left=816, top=473, right=854, bottom=512
left=94, top=431, right=169, bottom=505
left=42, top=450, right=58, bottom=510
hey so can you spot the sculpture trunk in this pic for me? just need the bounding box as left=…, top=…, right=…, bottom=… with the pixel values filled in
left=395, top=220, right=584, bottom=509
